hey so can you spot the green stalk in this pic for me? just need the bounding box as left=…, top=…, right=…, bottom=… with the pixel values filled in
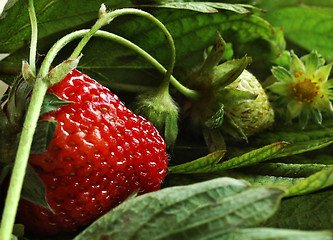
left=69, top=7, right=178, bottom=97
left=0, top=29, right=89, bottom=240
left=92, top=30, right=199, bottom=100
left=27, top=0, right=38, bottom=75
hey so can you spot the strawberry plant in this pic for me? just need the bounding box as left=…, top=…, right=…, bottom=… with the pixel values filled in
left=1, top=0, right=333, bottom=240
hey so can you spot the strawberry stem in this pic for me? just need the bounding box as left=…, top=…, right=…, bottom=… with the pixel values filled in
left=0, top=80, right=49, bottom=240
left=27, top=0, right=38, bottom=75
left=93, top=30, right=199, bottom=100
left=68, top=6, right=199, bottom=100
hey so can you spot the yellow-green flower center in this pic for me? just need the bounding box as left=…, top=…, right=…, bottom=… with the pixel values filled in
left=289, top=70, right=323, bottom=105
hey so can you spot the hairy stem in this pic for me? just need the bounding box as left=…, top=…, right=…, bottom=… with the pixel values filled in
left=27, top=0, right=38, bottom=75
left=70, top=7, right=176, bottom=89
left=93, top=30, right=199, bottom=100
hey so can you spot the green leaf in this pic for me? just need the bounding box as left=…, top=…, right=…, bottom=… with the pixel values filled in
left=221, top=228, right=333, bottom=240
left=263, top=188, right=333, bottom=230
left=169, top=150, right=226, bottom=174
left=40, top=92, right=73, bottom=116
left=205, top=105, right=224, bottom=128
left=212, top=56, right=252, bottom=89
left=138, top=2, right=258, bottom=14
left=224, top=171, right=305, bottom=190
left=242, top=162, right=332, bottom=178
left=200, top=31, right=227, bottom=75
left=21, top=164, right=53, bottom=212
left=271, top=66, right=292, bottom=83
left=250, top=118, right=333, bottom=148
left=74, top=177, right=284, bottom=240
left=274, top=138, right=333, bottom=158
left=219, top=88, right=258, bottom=107
left=262, top=6, right=333, bottom=61
left=30, top=120, right=57, bottom=154
left=0, top=0, right=133, bottom=52
left=169, top=142, right=288, bottom=174
left=0, top=2, right=283, bottom=86
left=202, top=127, right=226, bottom=152
left=285, top=167, right=333, bottom=197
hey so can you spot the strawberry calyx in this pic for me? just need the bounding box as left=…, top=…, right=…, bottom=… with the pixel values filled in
left=134, top=84, right=179, bottom=148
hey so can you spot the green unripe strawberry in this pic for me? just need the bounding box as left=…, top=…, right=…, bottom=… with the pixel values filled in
left=224, top=69, right=274, bottom=138
left=181, top=33, right=274, bottom=151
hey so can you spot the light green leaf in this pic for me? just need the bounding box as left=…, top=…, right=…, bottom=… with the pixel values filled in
left=286, top=167, right=333, bottom=197
left=221, top=228, right=333, bottom=240
left=205, top=105, right=224, bottom=128
left=219, top=88, right=258, bottom=106
left=74, top=177, right=284, bottom=240
left=212, top=56, right=252, bottom=89
left=268, top=82, right=290, bottom=96
left=169, top=150, right=226, bottom=174
left=169, top=142, right=288, bottom=174
left=274, top=138, right=333, bottom=158
left=138, top=2, right=257, bottom=14
left=271, top=66, right=293, bottom=83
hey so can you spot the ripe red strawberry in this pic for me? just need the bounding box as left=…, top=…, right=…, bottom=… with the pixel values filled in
left=16, top=69, right=169, bottom=236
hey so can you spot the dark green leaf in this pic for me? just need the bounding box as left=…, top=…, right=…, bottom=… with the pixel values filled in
left=0, top=163, right=12, bottom=187
left=0, top=0, right=133, bottom=52
left=242, top=162, right=331, bottom=178
left=40, top=92, right=73, bottom=116
left=263, top=188, right=333, bottom=230
left=21, top=165, right=53, bottom=212
left=0, top=2, right=283, bottom=87
left=30, top=120, right=57, bottom=154
left=249, top=119, right=333, bottom=155
left=202, top=127, right=226, bottom=152
left=262, top=6, right=333, bottom=61
left=74, top=177, right=284, bottom=240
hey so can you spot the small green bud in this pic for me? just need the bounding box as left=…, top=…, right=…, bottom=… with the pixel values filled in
left=45, top=55, right=81, bottom=87
left=135, top=88, right=179, bottom=147
left=22, top=60, right=36, bottom=85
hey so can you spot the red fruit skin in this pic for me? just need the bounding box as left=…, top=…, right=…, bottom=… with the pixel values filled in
left=16, top=69, right=168, bottom=236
